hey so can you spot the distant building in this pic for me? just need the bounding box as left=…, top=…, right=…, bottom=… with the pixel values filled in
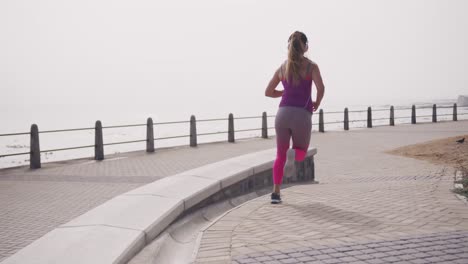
left=458, top=95, right=468, bottom=106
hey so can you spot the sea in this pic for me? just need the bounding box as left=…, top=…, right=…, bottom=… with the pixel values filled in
left=1, top=99, right=467, bottom=169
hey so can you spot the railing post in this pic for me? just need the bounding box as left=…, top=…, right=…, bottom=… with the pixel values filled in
left=319, top=109, right=324, bottom=133
left=453, top=103, right=458, bottom=121
left=228, top=113, right=235, bottom=143
left=30, top=124, right=41, bottom=169
left=411, top=105, right=416, bottom=124
left=95, top=120, right=104, bottom=160
left=146, top=118, right=155, bottom=152
left=390, top=106, right=395, bottom=126
left=190, top=115, right=197, bottom=147
left=344, top=107, right=349, bottom=131
left=261, top=112, right=268, bottom=139
left=367, top=106, right=372, bottom=128
left=432, top=104, right=437, bottom=123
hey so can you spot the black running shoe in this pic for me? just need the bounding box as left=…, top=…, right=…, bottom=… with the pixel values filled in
left=271, top=192, right=281, bottom=204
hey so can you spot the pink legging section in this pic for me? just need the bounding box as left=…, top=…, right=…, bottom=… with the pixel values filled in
left=273, top=148, right=307, bottom=185
left=273, top=107, right=312, bottom=185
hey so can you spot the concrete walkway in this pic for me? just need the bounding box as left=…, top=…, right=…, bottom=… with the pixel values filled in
left=194, top=121, right=468, bottom=264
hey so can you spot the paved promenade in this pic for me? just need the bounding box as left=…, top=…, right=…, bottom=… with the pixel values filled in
left=1, top=121, right=468, bottom=263
left=0, top=135, right=279, bottom=261
left=193, top=121, right=468, bottom=264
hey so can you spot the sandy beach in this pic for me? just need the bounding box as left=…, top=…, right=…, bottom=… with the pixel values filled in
left=387, top=134, right=468, bottom=170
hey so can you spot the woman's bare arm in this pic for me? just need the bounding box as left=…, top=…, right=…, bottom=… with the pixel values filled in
left=312, top=63, right=325, bottom=111
left=265, top=68, right=283, bottom=98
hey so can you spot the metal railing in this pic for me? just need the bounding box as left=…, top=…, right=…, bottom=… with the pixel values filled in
left=0, top=103, right=466, bottom=169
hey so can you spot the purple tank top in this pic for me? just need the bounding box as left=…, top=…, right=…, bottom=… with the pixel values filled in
left=279, top=68, right=313, bottom=113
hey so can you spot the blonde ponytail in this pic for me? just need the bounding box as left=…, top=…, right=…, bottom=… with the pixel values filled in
left=285, top=31, right=308, bottom=85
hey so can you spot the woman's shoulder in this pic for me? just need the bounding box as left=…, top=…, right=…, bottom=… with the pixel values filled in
left=306, top=59, right=321, bottom=74
left=306, top=58, right=318, bottom=67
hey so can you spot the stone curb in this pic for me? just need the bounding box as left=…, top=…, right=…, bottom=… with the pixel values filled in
left=454, top=169, right=468, bottom=205
left=1, top=148, right=317, bottom=264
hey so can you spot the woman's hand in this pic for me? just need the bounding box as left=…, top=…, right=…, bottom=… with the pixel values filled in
left=312, top=101, right=320, bottom=112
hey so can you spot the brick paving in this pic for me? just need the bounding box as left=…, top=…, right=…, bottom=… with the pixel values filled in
left=231, top=231, right=468, bottom=264
left=194, top=121, right=468, bottom=264
left=0, top=181, right=140, bottom=260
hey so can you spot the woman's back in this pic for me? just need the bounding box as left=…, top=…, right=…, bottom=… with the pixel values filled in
left=279, top=59, right=314, bottom=112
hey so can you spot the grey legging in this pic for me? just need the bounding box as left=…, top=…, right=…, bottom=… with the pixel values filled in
left=273, top=106, right=312, bottom=184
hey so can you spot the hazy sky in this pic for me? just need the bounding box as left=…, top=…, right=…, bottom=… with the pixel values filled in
left=1, top=0, right=468, bottom=127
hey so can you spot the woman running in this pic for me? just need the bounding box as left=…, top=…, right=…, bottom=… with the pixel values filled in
left=265, top=31, right=325, bottom=204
